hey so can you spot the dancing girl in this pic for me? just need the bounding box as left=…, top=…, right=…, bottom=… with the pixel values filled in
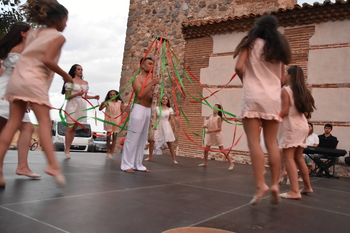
left=0, top=22, right=41, bottom=179
left=0, top=0, right=72, bottom=187
left=99, top=89, right=123, bottom=159
left=198, top=104, right=234, bottom=170
left=61, top=64, right=99, bottom=158
left=234, top=15, right=291, bottom=205
left=279, top=66, right=315, bottom=199
left=145, top=95, right=178, bottom=164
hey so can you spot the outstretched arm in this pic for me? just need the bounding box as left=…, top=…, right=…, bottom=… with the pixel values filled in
left=85, top=94, right=100, bottom=100
left=65, top=89, right=84, bottom=100
left=207, top=118, right=223, bottom=133
left=99, top=101, right=106, bottom=111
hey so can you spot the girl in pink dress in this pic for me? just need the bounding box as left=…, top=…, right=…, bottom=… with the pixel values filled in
left=279, top=66, right=315, bottom=199
left=0, top=0, right=73, bottom=187
left=234, top=15, right=291, bottom=205
left=99, top=90, right=123, bottom=158
left=199, top=104, right=234, bottom=170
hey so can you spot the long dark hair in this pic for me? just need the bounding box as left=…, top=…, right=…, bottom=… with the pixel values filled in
left=20, top=0, right=68, bottom=27
left=161, top=95, right=171, bottom=108
left=61, top=64, right=81, bottom=94
left=287, top=66, right=316, bottom=119
left=0, top=22, right=31, bottom=59
left=215, top=104, right=223, bottom=118
left=234, top=15, right=291, bottom=65
left=308, top=122, right=314, bottom=136
left=104, top=90, right=122, bottom=102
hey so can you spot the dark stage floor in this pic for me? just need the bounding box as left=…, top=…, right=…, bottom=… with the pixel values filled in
left=1, top=150, right=349, bottom=233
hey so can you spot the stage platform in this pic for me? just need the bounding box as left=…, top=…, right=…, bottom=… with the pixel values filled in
left=1, top=150, right=349, bottom=233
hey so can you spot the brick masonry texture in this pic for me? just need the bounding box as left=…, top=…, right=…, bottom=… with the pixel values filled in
left=120, top=0, right=297, bottom=158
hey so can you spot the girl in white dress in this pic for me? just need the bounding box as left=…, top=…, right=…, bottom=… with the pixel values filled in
left=0, top=22, right=40, bottom=178
left=61, top=64, right=99, bottom=158
left=145, top=96, right=178, bottom=164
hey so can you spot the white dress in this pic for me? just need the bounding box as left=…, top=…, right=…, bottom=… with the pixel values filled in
left=0, top=53, right=30, bottom=122
left=64, top=82, right=89, bottom=124
left=155, top=106, right=175, bottom=142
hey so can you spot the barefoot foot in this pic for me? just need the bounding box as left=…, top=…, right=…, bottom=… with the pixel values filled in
left=0, top=169, right=5, bottom=187
left=300, top=187, right=314, bottom=195
left=44, top=168, right=66, bottom=187
left=228, top=164, right=234, bottom=171
left=278, top=172, right=288, bottom=184
left=270, top=184, right=280, bottom=205
left=198, top=163, right=207, bottom=167
left=138, top=169, right=150, bottom=172
left=279, top=192, right=301, bottom=199
left=123, top=169, right=134, bottom=173
left=250, top=184, right=269, bottom=206
left=16, top=169, right=41, bottom=178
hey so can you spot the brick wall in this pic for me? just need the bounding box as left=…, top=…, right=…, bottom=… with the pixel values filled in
left=177, top=36, right=213, bottom=157
left=284, top=25, right=315, bottom=78
left=121, top=0, right=298, bottom=159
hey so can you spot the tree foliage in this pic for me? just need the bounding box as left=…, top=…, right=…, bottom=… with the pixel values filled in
left=0, top=0, right=24, bottom=37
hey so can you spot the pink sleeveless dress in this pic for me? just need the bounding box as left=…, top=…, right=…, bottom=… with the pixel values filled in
left=4, top=28, right=63, bottom=107
left=205, top=115, right=223, bottom=147
left=239, top=38, right=283, bottom=122
left=103, top=100, right=122, bottom=133
left=281, top=86, right=308, bottom=148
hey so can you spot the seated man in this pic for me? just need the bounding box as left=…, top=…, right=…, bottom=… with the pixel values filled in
left=313, top=124, right=339, bottom=176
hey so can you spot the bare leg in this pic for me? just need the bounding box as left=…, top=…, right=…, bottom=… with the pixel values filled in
left=16, top=122, right=40, bottom=177
left=278, top=149, right=288, bottom=183
left=31, top=103, right=65, bottom=186
left=64, top=123, right=78, bottom=157
left=219, top=145, right=234, bottom=170
left=199, top=145, right=210, bottom=167
left=242, top=118, right=269, bottom=205
left=0, top=101, right=27, bottom=186
left=0, top=117, right=7, bottom=132
left=281, top=147, right=301, bottom=199
left=261, top=119, right=281, bottom=204
left=295, top=147, right=313, bottom=194
left=145, top=141, right=154, bottom=161
left=110, top=133, right=117, bottom=157
left=167, top=141, right=177, bottom=164
left=106, top=133, right=111, bottom=157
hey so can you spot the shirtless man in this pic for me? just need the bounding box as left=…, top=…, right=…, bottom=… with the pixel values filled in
left=120, top=57, right=159, bottom=172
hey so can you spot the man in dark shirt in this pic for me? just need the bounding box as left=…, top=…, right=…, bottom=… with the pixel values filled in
left=314, top=124, right=339, bottom=176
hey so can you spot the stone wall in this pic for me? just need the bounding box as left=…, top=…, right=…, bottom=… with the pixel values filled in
left=120, top=0, right=297, bottom=160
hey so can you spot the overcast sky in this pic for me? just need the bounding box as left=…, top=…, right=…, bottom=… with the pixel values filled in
left=24, top=0, right=333, bottom=132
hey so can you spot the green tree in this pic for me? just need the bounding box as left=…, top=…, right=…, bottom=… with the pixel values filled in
left=0, top=0, right=24, bottom=37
